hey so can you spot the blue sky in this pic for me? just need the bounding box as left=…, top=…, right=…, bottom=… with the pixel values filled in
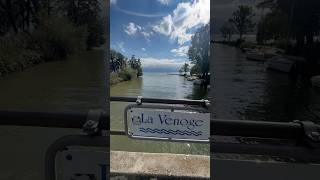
left=110, top=0, right=210, bottom=72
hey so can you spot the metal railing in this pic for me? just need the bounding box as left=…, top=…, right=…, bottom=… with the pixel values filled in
left=111, top=96, right=210, bottom=107
left=0, top=96, right=320, bottom=179
left=0, top=110, right=108, bottom=129
left=0, top=98, right=318, bottom=137
left=110, top=96, right=320, bottom=163
left=211, top=119, right=320, bottom=163
left=0, top=108, right=316, bottom=141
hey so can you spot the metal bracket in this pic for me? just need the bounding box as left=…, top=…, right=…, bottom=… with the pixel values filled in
left=83, top=109, right=103, bottom=136
left=136, top=96, right=143, bottom=105
left=202, top=99, right=211, bottom=109
left=293, top=120, right=320, bottom=146
left=45, top=135, right=108, bottom=180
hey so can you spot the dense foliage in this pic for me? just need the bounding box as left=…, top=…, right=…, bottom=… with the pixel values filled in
left=110, top=50, right=143, bottom=85
left=0, top=0, right=106, bottom=76
left=179, top=63, right=190, bottom=76
left=257, top=0, right=320, bottom=58
left=188, top=23, right=210, bottom=85
left=228, top=5, right=256, bottom=40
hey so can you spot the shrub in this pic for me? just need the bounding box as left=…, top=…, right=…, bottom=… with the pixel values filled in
left=118, top=67, right=137, bottom=81
left=0, top=34, right=42, bottom=75
left=33, top=13, right=87, bottom=61
left=190, top=64, right=201, bottom=76
left=110, top=72, right=122, bottom=85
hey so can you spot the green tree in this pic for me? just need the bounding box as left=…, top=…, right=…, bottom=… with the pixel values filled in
left=110, top=49, right=127, bottom=72
left=58, top=0, right=104, bottom=49
left=256, top=9, right=289, bottom=44
left=128, top=55, right=143, bottom=77
left=220, top=21, right=235, bottom=41
left=278, top=0, right=320, bottom=52
left=180, top=63, right=190, bottom=76
left=258, top=0, right=320, bottom=59
left=229, top=5, right=256, bottom=40
left=188, top=23, right=210, bottom=85
left=190, top=65, right=201, bottom=76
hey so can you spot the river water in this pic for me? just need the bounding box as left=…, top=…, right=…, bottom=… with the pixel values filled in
left=213, top=43, right=320, bottom=123
left=2, top=44, right=319, bottom=178
left=0, top=49, right=107, bottom=180
left=0, top=49, right=107, bottom=111
left=110, top=72, right=209, bottom=155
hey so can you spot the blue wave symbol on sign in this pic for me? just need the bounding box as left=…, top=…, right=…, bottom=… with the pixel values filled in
left=139, top=128, right=203, bottom=136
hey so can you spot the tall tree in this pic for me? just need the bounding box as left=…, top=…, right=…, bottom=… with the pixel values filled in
left=278, top=0, right=320, bottom=51
left=188, top=23, right=210, bottom=85
left=258, top=0, right=320, bottom=57
left=0, top=0, right=19, bottom=33
left=220, top=21, right=235, bottom=41
left=180, top=63, right=190, bottom=76
left=129, top=55, right=143, bottom=77
left=256, top=9, right=289, bottom=44
left=58, top=0, right=103, bottom=49
left=229, top=5, right=256, bottom=40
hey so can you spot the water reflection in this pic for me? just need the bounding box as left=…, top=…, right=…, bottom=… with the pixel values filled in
left=0, top=49, right=106, bottom=111
left=213, top=44, right=320, bottom=123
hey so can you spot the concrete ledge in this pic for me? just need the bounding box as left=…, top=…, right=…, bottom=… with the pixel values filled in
left=110, top=151, right=210, bottom=179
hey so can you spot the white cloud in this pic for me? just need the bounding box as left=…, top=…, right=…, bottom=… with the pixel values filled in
left=153, top=0, right=210, bottom=45
left=124, top=22, right=141, bottom=35
left=171, top=46, right=189, bottom=57
left=141, top=31, right=153, bottom=41
left=117, top=42, right=125, bottom=52
left=116, top=5, right=166, bottom=18
left=124, top=22, right=154, bottom=41
left=142, top=48, right=146, bottom=51
left=110, top=0, right=117, bottom=5
left=153, top=15, right=173, bottom=36
left=157, top=0, right=170, bottom=5
left=141, top=57, right=185, bottom=69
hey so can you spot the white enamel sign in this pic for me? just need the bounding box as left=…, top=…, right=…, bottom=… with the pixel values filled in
left=125, top=106, right=210, bottom=142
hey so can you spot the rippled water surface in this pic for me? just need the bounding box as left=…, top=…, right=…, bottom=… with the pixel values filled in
left=213, top=44, right=320, bottom=123
left=110, top=72, right=209, bottom=155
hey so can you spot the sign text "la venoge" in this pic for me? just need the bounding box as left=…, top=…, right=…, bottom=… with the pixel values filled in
left=131, top=113, right=204, bottom=130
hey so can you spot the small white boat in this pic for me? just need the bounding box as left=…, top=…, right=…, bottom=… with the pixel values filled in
left=267, top=55, right=294, bottom=73
left=187, top=76, right=197, bottom=81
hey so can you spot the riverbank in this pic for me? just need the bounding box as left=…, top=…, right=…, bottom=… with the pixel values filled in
left=0, top=35, right=44, bottom=77
left=110, top=68, right=138, bottom=86
left=213, top=43, right=320, bottom=123
left=217, top=40, right=320, bottom=81
left=0, top=13, right=107, bottom=78
left=0, top=47, right=106, bottom=179
left=0, top=48, right=106, bottom=111
left=215, top=40, right=276, bottom=52
left=0, top=49, right=104, bottom=78
left=0, top=31, right=95, bottom=78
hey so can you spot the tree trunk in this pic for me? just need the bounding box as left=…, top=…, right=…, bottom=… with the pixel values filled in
left=4, top=0, right=18, bottom=34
